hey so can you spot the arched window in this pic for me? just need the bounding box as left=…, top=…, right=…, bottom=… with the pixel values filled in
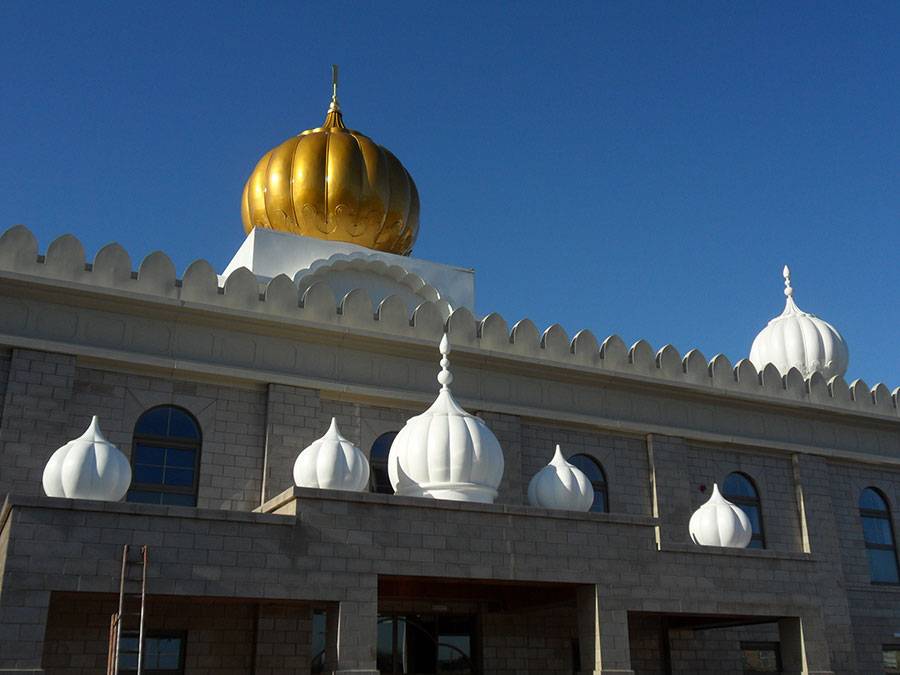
left=723, top=472, right=765, bottom=549
left=859, top=487, right=899, bottom=584
left=568, top=454, right=608, bottom=513
left=370, top=432, right=398, bottom=495
left=126, top=406, right=202, bottom=507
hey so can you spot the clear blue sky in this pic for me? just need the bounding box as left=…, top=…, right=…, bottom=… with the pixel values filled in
left=1, top=2, right=897, bottom=387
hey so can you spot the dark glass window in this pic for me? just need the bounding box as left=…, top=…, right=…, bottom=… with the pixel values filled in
left=568, top=454, right=608, bottom=513
left=127, top=406, right=201, bottom=507
left=377, top=613, right=477, bottom=674
left=859, top=488, right=899, bottom=584
left=723, top=472, right=765, bottom=549
left=884, top=645, right=900, bottom=673
left=370, top=432, right=398, bottom=495
left=119, top=632, right=185, bottom=673
left=311, top=609, right=327, bottom=673
left=740, top=641, right=781, bottom=672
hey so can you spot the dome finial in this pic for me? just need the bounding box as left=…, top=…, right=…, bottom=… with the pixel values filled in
left=438, top=333, right=453, bottom=390
left=329, top=64, right=340, bottom=113
left=783, top=264, right=793, bottom=298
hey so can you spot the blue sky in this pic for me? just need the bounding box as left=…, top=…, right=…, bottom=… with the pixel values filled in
left=1, top=1, right=897, bottom=386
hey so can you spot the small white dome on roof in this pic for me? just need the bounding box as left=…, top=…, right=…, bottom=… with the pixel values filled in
left=42, top=416, right=132, bottom=502
left=293, top=418, right=370, bottom=492
left=527, top=445, right=594, bottom=512
left=388, top=334, right=505, bottom=503
left=688, top=483, right=753, bottom=548
left=749, top=265, right=849, bottom=380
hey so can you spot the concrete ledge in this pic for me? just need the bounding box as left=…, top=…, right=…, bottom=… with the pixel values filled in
left=661, top=541, right=812, bottom=562
left=1, top=494, right=293, bottom=527
left=258, top=486, right=658, bottom=528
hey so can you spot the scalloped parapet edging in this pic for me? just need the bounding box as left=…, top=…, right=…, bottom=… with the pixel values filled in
left=1, top=224, right=898, bottom=420
left=293, top=251, right=453, bottom=315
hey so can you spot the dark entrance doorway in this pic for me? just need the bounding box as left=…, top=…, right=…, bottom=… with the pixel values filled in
left=377, top=613, right=477, bottom=674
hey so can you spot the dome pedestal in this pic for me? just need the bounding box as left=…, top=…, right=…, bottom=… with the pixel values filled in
left=222, top=228, right=475, bottom=312
left=402, top=483, right=498, bottom=504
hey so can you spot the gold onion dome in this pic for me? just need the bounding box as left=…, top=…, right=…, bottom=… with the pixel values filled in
left=241, top=67, right=420, bottom=255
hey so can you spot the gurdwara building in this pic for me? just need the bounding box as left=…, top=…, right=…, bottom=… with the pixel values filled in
left=0, top=77, right=898, bottom=675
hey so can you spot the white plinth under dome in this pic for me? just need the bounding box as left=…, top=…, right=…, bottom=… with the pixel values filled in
left=223, top=228, right=475, bottom=314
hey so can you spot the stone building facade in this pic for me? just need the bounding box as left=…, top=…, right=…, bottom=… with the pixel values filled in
left=0, top=222, right=898, bottom=674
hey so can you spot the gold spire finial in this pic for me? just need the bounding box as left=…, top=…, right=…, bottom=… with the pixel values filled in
left=329, top=64, right=340, bottom=112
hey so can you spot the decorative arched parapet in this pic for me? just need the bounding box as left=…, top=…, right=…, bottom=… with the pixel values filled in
left=682, top=349, right=708, bottom=385
left=432, top=299, right=453, bottom=320
left=136, top=251, right=177, bottom=298
left=571, top=329, right=599, bottom=366
left=733, top=359, right=759, bottom=393
left=44, top=234, right=87, bottom=282
left=294, top=252, right=448, bottom=317
left=375, top=295, right=411, bottom=335
left=541, top=324, right=570, bottom=360
left=338, top=288, right=375, bottom=328
left=871, top=383, right=894, bottom=414
left=509, top=319, right=541, bottom=357
left=222, top=267, right=261, bottom=310
left=628, top=339, right=655, bottom=376
left=262, top=274, right=300, bottom=315
left=411, top=301, right=444, bottom=341
left=0, top=225, right=40, bottom=272
left=807, top=371, right=830, bottom=404
left=709, top=354, right=735, bottom=388
left=893, top=387, right=900, bottom=416
left=599, top=335, right=628, bottom=371
left=760, top=363, right=784, bottom=396
left=478, top=313, right=509, bottom=352
left=849, top=379, right=871, bottom=411
left=180, top=260, right=220, bottom=304
left=301, top=282, right=338, bottom=322
left=784, top=367, right=807, bottom=400
left=655, top=344, right=682, bottom=380
left=90, top=243, right=133, bottom=287
left=445, top=307, right=477, bottom=347
left=827, top=375, right=852, bottom=405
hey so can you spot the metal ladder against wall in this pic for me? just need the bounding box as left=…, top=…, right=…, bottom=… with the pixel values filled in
left=107, top=544, right=148, bottom=675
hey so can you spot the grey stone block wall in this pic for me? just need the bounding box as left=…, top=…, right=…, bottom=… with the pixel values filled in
left=482, top=604, right=577, bottom=674
left=521, top=421, right=650, bottom=516
left=41, top=593, right=313, bottom=675
left=0, top=349, right=77, bottom=498
left=653, top=436, right=803, bottom=552
left=0, top=355, right=268, bottom=511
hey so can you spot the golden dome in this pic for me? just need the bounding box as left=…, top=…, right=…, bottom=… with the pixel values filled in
left=241, top=71, right=420, bottom=255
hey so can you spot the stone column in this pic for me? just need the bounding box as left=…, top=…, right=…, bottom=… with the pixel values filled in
left=779, top=615, right=835, bottom=675
left=0, top=586, right=50, bottom=673
left=576, top=585, right=634, bottom=675
left=334, top=599, right=378, bottom=675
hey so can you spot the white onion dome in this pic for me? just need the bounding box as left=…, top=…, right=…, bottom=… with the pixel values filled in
left=749, top=265, right=849, bottom=380
left=688, top=483, right=753, bottom=548
left=388, top=334, right=505, bottom=503
left=293, top=418, right=370, bottom=492
left=42, top=416, right=132, bottom=501
left=527, top=445, right=594, bottom=512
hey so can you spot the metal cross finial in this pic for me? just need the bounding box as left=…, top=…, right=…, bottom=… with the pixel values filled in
left=329, top=64, right=340, bottom=112
left=783, top=264, right=793, bottom=298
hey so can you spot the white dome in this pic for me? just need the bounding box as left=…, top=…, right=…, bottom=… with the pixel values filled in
left=293, top=418, right=370, bottom=492
left=388, top=334, right=505, bottom=503
left=749, top=265, right=849, bottom=380
left=688, top=483, right=753, bottom=548
left=527, top=445, right=594, bottom=512
left=42, top=416, right=132, bottom=502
